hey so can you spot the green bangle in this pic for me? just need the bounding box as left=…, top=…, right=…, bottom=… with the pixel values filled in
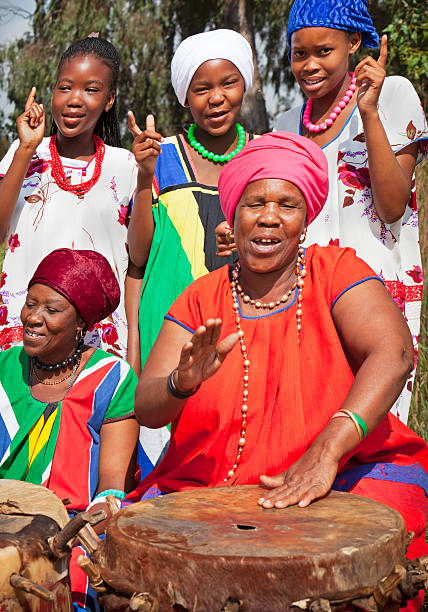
left=352, top=413, right=368, bottom=439
left=95, top=489, right=126, bottom=500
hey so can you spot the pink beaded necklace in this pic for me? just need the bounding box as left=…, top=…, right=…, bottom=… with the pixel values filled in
left=302, top=72, right=357, bottom=133
left=49, top=134, right=105, bottom=196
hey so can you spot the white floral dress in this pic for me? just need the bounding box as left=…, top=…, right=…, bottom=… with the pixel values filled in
left=0, top=137, right=138, bottom=358
left=276, top=76, right=428, bottom=424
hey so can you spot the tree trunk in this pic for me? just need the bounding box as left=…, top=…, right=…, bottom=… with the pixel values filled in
left=222, top=0, right=270, bottom=134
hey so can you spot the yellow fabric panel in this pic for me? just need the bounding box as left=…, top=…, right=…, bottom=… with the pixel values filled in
left=160, top=187, right=213, bottom=280
left=27, top=407, right=58, bottom=474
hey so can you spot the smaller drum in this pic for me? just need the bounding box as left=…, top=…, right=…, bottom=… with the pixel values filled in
left=92, top=486, right=413, bottom=611
left=0, top=479, right=72, bottom=612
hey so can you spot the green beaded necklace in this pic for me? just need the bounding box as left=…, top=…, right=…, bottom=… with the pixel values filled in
left=187, top=123, right=246, bottom=163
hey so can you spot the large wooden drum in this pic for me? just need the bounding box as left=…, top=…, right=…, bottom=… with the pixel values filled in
left=92, top=486, right=421, bottom=611
left=0, top=480, right=72, bottom=612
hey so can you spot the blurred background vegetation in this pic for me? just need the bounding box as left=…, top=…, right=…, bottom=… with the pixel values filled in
left=0, top=0, right=427, bottom=440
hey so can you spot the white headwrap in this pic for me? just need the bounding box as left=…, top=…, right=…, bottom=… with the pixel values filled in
left=171, top=29, right=254, bottom=107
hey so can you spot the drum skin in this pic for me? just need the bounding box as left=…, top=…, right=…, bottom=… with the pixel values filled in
left=96, top=487, right=407, bottom=611
left=0, top=481, right=72, bottom=612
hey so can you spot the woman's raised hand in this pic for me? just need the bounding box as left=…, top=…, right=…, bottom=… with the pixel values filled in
left=355, top=35, right=388, bottom=116
left=258, top=444, right=339, bottom=509
left=175, top=319, right=239, bottom=392
left=17, top=87, right=45, bottom=150
left=128, top=112, right=163, bottom=180
left=215, top=221, right=236, bottom=257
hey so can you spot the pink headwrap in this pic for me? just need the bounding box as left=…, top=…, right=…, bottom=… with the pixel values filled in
left=28, top=249, right=120, bottom=327
left=218, top=131, right=329, bottom=227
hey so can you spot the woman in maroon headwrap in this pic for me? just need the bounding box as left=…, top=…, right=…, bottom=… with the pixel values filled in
left=130, top=133, right=428, bottom=604
left=0, top=248, right=139, bottom=517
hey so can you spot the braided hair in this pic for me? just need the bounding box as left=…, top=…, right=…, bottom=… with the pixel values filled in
left=51, top=37, right=122, bottom=147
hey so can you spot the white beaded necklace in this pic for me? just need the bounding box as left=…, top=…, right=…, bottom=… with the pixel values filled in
left=225, top=247, right=306, bottom=482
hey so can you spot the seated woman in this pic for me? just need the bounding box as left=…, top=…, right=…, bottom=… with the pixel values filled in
left=129, top=132, right=428, bottom=610
left=0, top=248, right=139, bottom=513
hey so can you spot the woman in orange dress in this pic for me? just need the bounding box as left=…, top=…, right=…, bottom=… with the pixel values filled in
left=130, top=132, right=428, bottom=610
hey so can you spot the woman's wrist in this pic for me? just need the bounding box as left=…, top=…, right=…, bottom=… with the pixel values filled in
left=359, top=107, right=381, bottom=123
left=167, top=368, right=200, bottom=399
left=137, top=167, right=155, bottom=189
left=16, top=143, right=37, bottom=159
left=312, top=417, right=361, bottom=462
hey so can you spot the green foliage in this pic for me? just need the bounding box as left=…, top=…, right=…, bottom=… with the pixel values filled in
left=382, top=0, right=428, bottom=108
left=0, top=0, right=426, bottom=137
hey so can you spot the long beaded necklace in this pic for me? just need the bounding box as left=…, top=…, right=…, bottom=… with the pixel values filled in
left=49, top=134, right=105, bottom=196
left=303, top=72, right=357, bottom=133
left=225, top=247, right=306, bottom=482
left=187, top=122, right=246, bottom=163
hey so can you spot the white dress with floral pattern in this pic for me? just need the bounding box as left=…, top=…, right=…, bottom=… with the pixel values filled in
left=0, top=137, right=137, bottom=358
left=276, top=76, right=428, bottom=424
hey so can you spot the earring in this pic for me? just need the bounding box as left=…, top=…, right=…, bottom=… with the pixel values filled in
left=76, top=329, right=83, bottom=343
left=299, top=227, right=307, bottom=244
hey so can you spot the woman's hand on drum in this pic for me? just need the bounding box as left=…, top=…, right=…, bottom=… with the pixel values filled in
left=258, top=445, right=339, bottom=509
left=175, top=319, right=239, bottom=392
left=215, top=222, right=236, bottom=257
left=128, top=112, right=163, bottom=181
left=17, top=87, right=45, bottom=151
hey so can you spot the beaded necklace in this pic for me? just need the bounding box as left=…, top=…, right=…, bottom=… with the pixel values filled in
left=49, top=134, right=105, bottom=196
left=32, top=354, right=81, bottom=386
left=225, top=247, right=306, bottom=481
left=187, top=122, right=246, bottom=163
left=303, top=72, right=357, bottom=133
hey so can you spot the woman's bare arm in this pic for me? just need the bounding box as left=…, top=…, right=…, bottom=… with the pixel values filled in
left=356, top=36, right=418, bottom=224
left=0, top=88, right=45, bottom=240
left=125, top=261, right=144, bottom=375
left=127, top=113, right=160, bottom=267
left=98, top=417, right=140, bottom=493
left=135, top=318, right=238, bottom=428
left=259, top=279, right=413, bottom=508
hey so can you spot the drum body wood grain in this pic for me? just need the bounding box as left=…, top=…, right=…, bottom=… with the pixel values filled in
left=0, top=480, right=72, bottom=612
left=95, top=487, right=408, bottom=611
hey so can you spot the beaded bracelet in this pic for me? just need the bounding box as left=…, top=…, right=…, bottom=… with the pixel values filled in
left=331, top=410, right=368, bottom=442
left=95, top=489, right=126, bottom=500
left=167, top=369, right=200, bottom=399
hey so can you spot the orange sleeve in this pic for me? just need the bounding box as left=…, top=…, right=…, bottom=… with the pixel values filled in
left=310, top=245, right=384, bottom=309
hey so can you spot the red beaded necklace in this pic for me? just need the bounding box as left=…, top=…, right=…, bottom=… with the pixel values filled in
left=49, top=134, right=105, bottom=197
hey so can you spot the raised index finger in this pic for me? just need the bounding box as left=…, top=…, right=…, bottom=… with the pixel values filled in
left=127, top=110, right=142, bottom=137
left=377, top=35, right=387, bottom=69
left=146, top=114, right=155, bottom=133
left=25, top=87, right=36, bottom=111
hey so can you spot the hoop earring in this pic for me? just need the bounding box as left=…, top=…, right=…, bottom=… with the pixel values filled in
left=299, top=227, right=307, bottom=244
left=76, top=329, right=83, bottom=344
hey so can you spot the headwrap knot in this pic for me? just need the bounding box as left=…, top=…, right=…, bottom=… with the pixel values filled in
left=171, top=29, right=254, bottom=107
left=28, top=249, right=120, bottom=327
left=218, top=132, right=329, bottom=227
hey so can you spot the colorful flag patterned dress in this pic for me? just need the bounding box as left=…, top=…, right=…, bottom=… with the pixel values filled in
left=0, top=346, right=137, bottom=512
left=276, top=76, right=428, bottom=424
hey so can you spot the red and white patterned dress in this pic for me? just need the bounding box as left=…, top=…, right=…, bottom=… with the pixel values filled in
left=276, top=76, right=428, bottom=423
left=0, top=137, right=137, bottom=358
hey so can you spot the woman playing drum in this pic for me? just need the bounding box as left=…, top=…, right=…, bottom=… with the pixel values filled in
left=129, top=132, right=428, bottom=611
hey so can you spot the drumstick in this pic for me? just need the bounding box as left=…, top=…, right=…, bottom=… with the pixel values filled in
left=77, top=556, right=107, bottom=592
left=48, top=509, right=107, bottom=558
left=10, top=573, right=54, bottom=602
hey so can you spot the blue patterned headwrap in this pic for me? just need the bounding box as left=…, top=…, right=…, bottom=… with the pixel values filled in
left=287, top=0, right=379, bottom=56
